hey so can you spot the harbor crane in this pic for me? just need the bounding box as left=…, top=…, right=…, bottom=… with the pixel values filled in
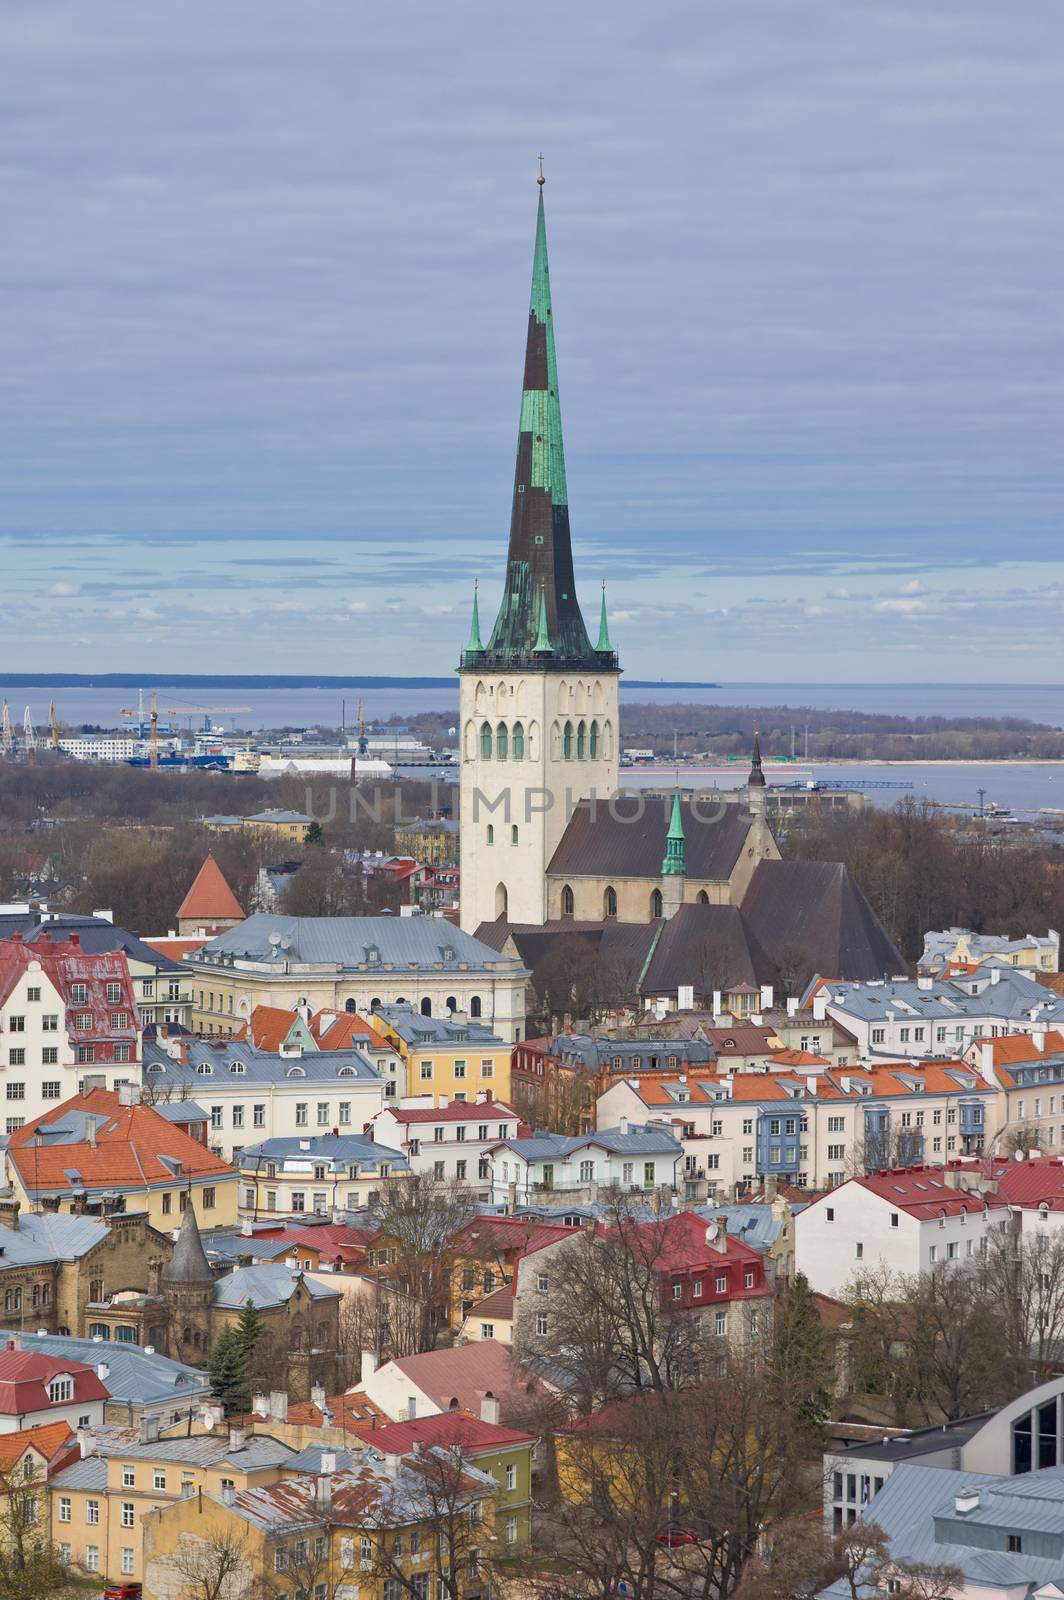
left=119, top=694, right=252, bottom=770
left=1, top=702, right=13, bottom=754
left=49, top=701, right=61, bottom=749
left=22, top=707, right=38, bottom=753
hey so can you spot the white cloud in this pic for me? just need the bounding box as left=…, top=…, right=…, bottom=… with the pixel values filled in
left=47, top=581, right=80, bottom=596
left=873, top=597, right=926, bottom=614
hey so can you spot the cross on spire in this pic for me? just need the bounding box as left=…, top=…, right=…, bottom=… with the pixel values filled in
left=537, top=153, right=545, bottom=186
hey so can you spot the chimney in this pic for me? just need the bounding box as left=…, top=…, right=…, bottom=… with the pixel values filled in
left=704, top=1219, right=727, bottom=1253
left=812, top=995, right=827, bottom=1022
left=228, top=1426, right=246, bottom=1452
left=252, top=1393, right=269, bottom=1418
left=712, top=990, right=722, bottom=1017
left=310, top=1382, right=326, bottom=1410
left=240, top=1218, right=252, bottom=1237
left=76, top=1427, right=96, bottom=1458
left=677, top=984, right=694, bottom=1011
left=361, top=1350, right=377, bottom=1380
left=954, top=1488, right=980, bottom=1515
left=760, top=985, right=774, bottom=1011
left=96, top=1362, right=109, bottom=1383
left=764, top=1175, right=778, bottom=1202
left=480, top=1393, right=501, bottom=1426
left=383, top=1451, right=402, bottom=1478
left=87, top=1120, right=97, bottom=1149
left=0, top=1199, right=20, bottom=1231
left=990, top=967, right=1001, bottom=985
left=786, top=998, right=799, bottom=1017
left=139, top=1414, right=161, bottom=1445
left=220, top=1483, right=236, bottom=1506
left=1033, top=1029, right=1047, bottom=1054
left=118, top=1084, right=139, bottom=1107
left=269, top=1391, right=288, bottom=1423
left=619, top=1116, right=629, bottom=1137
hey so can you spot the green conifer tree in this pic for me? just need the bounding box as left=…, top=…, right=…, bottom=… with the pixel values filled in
left=770, top=1270, right=832, bottom=1428
left=208, top=1326, right=250, bottom=1416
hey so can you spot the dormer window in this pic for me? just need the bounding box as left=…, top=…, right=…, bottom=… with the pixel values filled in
left=48, top=1376, right=73, bottom=1403
left=366, top=947, right=380, bottom=964
left=338, top=1066, right=356, bottom=1078
left=286, top=1066, right=306, bottom=1078
left=196, top=1064, right=213, bottom=1076
left=228, top=1062, right=245, bottom=1074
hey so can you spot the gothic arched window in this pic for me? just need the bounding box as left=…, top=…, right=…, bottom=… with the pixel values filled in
left=420, top=997, right=432, bottom=1016
left=576, top=720, right=586, bottom=759
left=495, top=883, right=508, bottom=918
left=470, top=995, right=483, bottom=1018
left=561, top=884, right=574, bottom=917
left=697, top=890, right=709, bottom=905
left=511, top=825, right=519, bottom=844
left=604, top=885, right=618, bottom=918
left=563, top=721, right=574, bottom=759
left=480, top=722, right=493, bottom=759
left=496, top=722, right=508, bottom=760
left=651, top=889, right=663, bottom=919
left=486, top=824, right=494, bottom=845
left=589, top=719, right=599, bottom=760
left=512, top=722, right=525, bottom=759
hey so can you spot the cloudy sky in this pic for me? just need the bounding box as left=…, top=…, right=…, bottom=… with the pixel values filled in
left=3, top=1, right=1062, bottom=681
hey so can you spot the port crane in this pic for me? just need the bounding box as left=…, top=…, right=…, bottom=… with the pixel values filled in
left=22, top=707, right=38, bottom=753
left=356, top=698, right=368, bottom=756
left=49, top=701, right=60, bottom=749
left=119, top=694, right=251, bottom=770
left=1, top=702, right=12, bottom=754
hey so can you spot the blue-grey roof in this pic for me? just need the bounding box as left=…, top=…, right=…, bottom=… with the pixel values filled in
left=0, top=911, right=184, bottom=972
left=142, top=1038, right=382, bottom=1086
left=154, top=1100, right=209, bottom=1125
left=0, top=1331, right=209, bottom=1403
left=87, top=1426, right=298, bottom=1468
left=498, top=1124, right=683, bottom=1160
left=194, top=914, right=526, bottom=973
left=212, top=1263, right=342, bottom=1310
left=374, top=1004, right=505, bottom=1047
left=247, top=810, right=314, bottom=825
left=0, top=1212, right=108, bottom=1267
left=238, top=1133, right=407, bottom=1173
left=694, top=1202, right=806, bottom=1252
left=553, top=1033, right=716, bottom=1070
left=51, top=1456, right=108, bottom=1491
left=824, top=969, right=1064, bottom=1028
left=822, top=1462, right=1064, bottom=1596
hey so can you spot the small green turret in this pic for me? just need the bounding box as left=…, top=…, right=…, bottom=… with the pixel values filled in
left=661, top=790, right=686, bottom=876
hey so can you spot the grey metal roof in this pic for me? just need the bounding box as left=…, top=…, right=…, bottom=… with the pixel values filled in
left=0, top=1331, right=208, bottom=1402
left=288, top=1443, right=357, bottom=1472
left=695, top=1202, right=806, bottom=1253
left=0, top=1212, right=108, bottom=1268
left=238, top=1133, right=407, bottom=1172
left=374, top=1004, right=504, bottom=1047
left=498, top=1124, right=683, bottom=1160
left=195, top=914, right=524, bottom=972
left=51, top=1455, right=108, bottom=1491
left=829, top=1411, right=991, bottom=1463
left=825, top=969, right=1064, bottom=1026
left=0, top=911, right=184, bottom=972
left=142, top=1038, right=382, bottom=1085
left=212, top=1264, right=341, bottom=1310
left=828, top=1462, right=1064, bottom=1593
left=88, top=1427, right=297, bottom=1468
left=154, top=1100, right=209, bottom=1124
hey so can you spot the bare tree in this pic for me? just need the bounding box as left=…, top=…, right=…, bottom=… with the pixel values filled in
left=365, top=1444, right=496, bottom=1600
left=0, top=1458, right=100, bottom=1600
left=370, top=1177, right=479, bottom=1353
left=163, top=1525, right=253, bottom=1600
left=978, top=1226, right=1064, bottom=1384
left=737, top=1520, right=962, bottom=1600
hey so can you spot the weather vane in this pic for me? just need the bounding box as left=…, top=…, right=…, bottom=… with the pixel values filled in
left=537, top=153, right=545, bottom=186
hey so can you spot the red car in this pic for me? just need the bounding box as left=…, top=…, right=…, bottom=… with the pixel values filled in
left=103, top=1586, right=143, bottom=1600
left=656, top=1527, right=698, bottom=1548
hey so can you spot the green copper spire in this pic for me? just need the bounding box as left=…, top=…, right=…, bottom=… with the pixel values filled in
left=479, top=178, right=600, bottom=667
left=661, top=791, right=686, bottom=876
left=533, top=581, right=553, bottom=653
left=596, top=582, right=612, bottom=652
left=467, top=581, right=483, bottom=654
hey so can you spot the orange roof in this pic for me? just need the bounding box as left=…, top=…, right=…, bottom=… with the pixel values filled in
left=237, top=1005, right=302, bottom=1052
left=0, top=1420, right=74, bottom=1473
left=144, top=936, right=210, bottom=960
left=972, top=1031, right=1064, bottom=1067
left=176, top=855, right=244, bottom=924
left=770, top=1049, right=831, bottom=1068
left=313, top=1011, right=391, bottom=1053
left=7, top=1087, right=235, bottom=1198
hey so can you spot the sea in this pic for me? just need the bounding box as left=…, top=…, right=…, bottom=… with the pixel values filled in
left=3, top=679, right=1063, bottom=819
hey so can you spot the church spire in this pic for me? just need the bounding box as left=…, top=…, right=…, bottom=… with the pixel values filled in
left=661, top=790, right=686, bottom=875
left=596, top=582, right=612, bottom=653
left=749, top=730, right=766, bottom=788
left=467, top=581, right=483, bottom=654
left=478, top=179, right=604, bottom=669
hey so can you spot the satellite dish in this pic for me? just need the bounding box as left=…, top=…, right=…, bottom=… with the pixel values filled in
left=268, top=932, right=282, bottom=948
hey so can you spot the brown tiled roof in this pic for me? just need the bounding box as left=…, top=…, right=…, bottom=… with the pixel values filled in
left=548, top=798, right=754, bottom=882
left=473, top=919, right=656, bottom=981
left=176, top=855, right=244, bottom=923
left=643, top=903, right=771, bottom=995
left=387, top=1342, right=548, bottom=1417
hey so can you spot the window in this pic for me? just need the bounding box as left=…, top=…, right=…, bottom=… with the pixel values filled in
left=253, top=1103, right=266, bottom=1126
left=855, top=1242, right=864, bottom=1260
left=454, top=1059, right=467, bottom=1079
left=42, top=1049, right=58, bottom=1067
left=291, top=1191, right=305, bottom=1212
left=77, top=1045, right=95, bottom=1064
left=153, top=1469, right=167, bottom=1491
left=122, top=1548, right=135, bottom=1576
left=122, top=1465, right=135, bottom=1488
left=421, top=1062, right=433, bottom=1081
left=232, top=1105, right=244, bottom=1129
left=1008, top=1535, right=1023, bottom=1554
left=481, top=1323, right=494, bottom=1339
left=317, top=1102, right=330, bottom=1126
left=58, top=1497, right=71, bottom=1522
left=579, top=1159, right=594, bottom=1182
left=71, top=983, right=88, bottom=1004
left=825, top=1208, right=834, bottom=1222
left=275, top=1548, right=289, bottom=1572
left=49, top=1377, right=73, bottom=1403
left=42, top=1013, right=58, bottom=1032
left=121, top=1501, right=135, bottom=1527
left=535, top=1312, right=548, bottom=1336
left=110, top=1011, right=129, bottom=1029
left=339, top=1100, right=351, bottom=1124
left=86, top=1499, right=100, bottom=1525
left=715, top=1310, right=727, bottom=1337
left=7, top=1051, right=24, bottom=1068
left=295, top=1103, right=308, bottom=1126
left=203, top=1187, right=216, bottom=1209
left=85, top=1546, right=99, bottom=1572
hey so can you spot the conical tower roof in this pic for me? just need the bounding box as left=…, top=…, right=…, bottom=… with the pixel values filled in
left=661, top=791, right=686, bottom=875
left=161, top=1202, right=214, bottom=1285
left=748, top=731, right=766, bottom=788
left=176, top=854, right=244, bottom=924
left=479, top=182, right=600, bottom=669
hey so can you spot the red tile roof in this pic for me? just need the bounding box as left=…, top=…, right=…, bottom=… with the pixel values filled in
left=0, top=937, right=137, bottom=1056
left=465, top=1284, right=515, bottom=1322
left=358, top=1409, right=533, bottom=1456
left=236, top=1005, right=301, bottom=1052
left=0, top=1420, right=75, bottom=1473
left=312, top=1011, right=392, bottom=1053
left=0, top=1348, right=109, bottom=1417
left=6, top=1087, right=234, bottom=1198
left=853, top=1167, right=994, bottom=1219
left=386, top=1101, right=521, bottom=1126
left=143, top=936, right=210, bottom=961
left=175, top=855, right=244, bottom=924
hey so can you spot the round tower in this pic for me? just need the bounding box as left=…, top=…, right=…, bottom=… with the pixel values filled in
left=161, top=1203, right=215, bottom=1364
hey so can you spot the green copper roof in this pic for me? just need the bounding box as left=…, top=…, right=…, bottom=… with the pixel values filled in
left=661, top=791, right=686, bottom=876
left=596, top=583, right=612, bottom=652
left=475, top=185, right=605, bottom=671
left=533, top=582, right=553, bottom=653
left=467, top=582, right=483, bottom=653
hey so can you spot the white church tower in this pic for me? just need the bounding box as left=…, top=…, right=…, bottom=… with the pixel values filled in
left=458, top=178, right=620, bottom=933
